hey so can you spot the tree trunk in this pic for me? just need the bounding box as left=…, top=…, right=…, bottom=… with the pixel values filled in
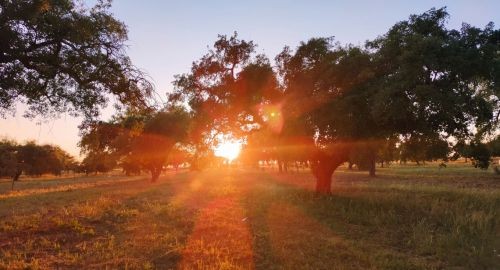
left=348, top=161, right=353, bottom=170
left=150, top=167, right=161, bottom=183
left=369, top=159, right=376, bottom=177
left=311, top=153, right=348, bottom=195
left=11, top=170, right=21, bottom=191
left=278, top=160, right=283, bottom=173
left=315, top=169, right=333, bottom=195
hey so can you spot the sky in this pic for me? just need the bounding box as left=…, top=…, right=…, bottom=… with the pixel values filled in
left=1, top=0, right=499, bottom=158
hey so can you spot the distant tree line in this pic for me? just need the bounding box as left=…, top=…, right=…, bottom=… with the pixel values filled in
left=0, top=139, right=77, bottom=189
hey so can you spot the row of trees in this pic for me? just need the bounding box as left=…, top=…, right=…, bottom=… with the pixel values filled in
left=239, top=134, right=500, bottom=171
left=1, top=1, right=499, bottom=194
left=170, top=8, right=500, bottom=194
left=0, top=139, right=77, bottom=189
left=78, top=106, right=190, bottom=182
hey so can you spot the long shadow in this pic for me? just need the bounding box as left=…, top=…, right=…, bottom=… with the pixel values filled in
left=241, top=172, right=376, bottom=269
left=257, top=171, right=500, bottom=269
left=239, top=172, right=282, bottom=269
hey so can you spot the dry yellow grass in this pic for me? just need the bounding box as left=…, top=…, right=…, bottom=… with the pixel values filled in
left=0, top=165, right=499, bottom=269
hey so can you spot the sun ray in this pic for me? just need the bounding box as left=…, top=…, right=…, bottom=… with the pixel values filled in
left=214, top=141, right=242, bottom=161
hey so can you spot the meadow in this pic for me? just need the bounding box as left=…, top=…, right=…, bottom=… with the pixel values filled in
left=0, top=164, right=499, bottom=269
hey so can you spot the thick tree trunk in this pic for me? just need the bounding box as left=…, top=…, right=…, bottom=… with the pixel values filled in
left=311, top=151, right=349, bottom=195
left=314, top=165, right=334, bottom=195
left=348, top=161, right=353, bottom=170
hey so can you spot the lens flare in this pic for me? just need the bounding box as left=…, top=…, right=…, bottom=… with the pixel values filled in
left=214, top=141, right=242, bottom=161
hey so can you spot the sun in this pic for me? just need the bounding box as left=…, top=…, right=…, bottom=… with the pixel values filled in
left=214, top=141, right=242, bottom=161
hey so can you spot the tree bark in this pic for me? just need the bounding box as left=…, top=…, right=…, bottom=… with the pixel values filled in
left=313, top=161, right=335, bottom=195
left=150, top=167, right=161, bottom=183
left=11, top=170, right=21, bottom=191
left=369, top=159, right=376, bottom=177
left=311, top=148, right=350, bottom=195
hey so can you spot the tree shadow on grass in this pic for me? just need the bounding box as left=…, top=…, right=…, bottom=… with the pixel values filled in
left=255, top=172, right=500, bottom=269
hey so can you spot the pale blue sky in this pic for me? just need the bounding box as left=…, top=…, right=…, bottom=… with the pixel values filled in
left=1, top=0, right=499, bottom=157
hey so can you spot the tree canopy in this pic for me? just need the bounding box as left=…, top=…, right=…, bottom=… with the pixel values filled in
left=0, top=139, right=77, bottom=189
left=0, top=0, right=152, bottom=118
left=79, top=106, right=191, bottom=182
left=170, top=8, right=500, bottom=194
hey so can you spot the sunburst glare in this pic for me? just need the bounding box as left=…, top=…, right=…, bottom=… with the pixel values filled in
left=214, top=141, right=242, bottom=161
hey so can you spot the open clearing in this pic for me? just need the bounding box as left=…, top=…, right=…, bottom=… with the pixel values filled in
left=0, top=165, right=499, bottom=269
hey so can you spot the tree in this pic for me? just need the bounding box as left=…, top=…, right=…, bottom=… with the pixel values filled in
left=16, top=142, right=69, bottom=177
left=132, top=107, right=190, bottom=182
left=399, top=134, right=450, bottom=164
left=79, top=151, right=116, bottom=174
left=276, top=8, right=498, bottom=194
left=170, top=32, right=281, bottom=169
left=469, top=142, right=491, bottom=169
left=276, top=37, right=380, bottom=191
left=167, top=144, right=191, bottom=172
left=0, top=0, right=152, bottom=118
left=0, top=140, right=75, bottom=190
left=0, top=139, right=19, bottom=189
left=376, top=137, right=399, bottom=167
left=487, top=136, right=500, bottom=157
left=170, top=9, right=498, bottom=194
left=78, top=106, right=190, bottom=182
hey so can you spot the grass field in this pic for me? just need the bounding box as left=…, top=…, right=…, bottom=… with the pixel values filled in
left=0, top=164, right=499, bottom=269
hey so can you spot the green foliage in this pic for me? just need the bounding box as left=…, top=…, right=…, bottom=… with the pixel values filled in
left=469, top=143, right=491, bottom=169
left=78, top=107, right=191, bottom=181
left=132, top=107, right=191, bottom=181
left=0, top=0, right=152, bottom=118
left=0, top=139, right=19, bottom=178
left=400, top=134, right=451, bottom=164
left=79, top=151, right=116, bottom=174
left=170, top=32, right=280, bottom=162
left=0, top=139, right=76, bottom=183
left=486, top=136, right=500, bottom=156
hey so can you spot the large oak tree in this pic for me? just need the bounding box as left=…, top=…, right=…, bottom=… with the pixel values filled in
left=0, top=0, right=152, bottom=118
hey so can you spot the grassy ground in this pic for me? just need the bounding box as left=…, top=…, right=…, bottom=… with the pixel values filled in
left=0, top=164, right=499, bottom=269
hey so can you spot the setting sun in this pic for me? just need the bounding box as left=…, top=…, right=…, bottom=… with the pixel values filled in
left=214, top=141, right=242, bottom=161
